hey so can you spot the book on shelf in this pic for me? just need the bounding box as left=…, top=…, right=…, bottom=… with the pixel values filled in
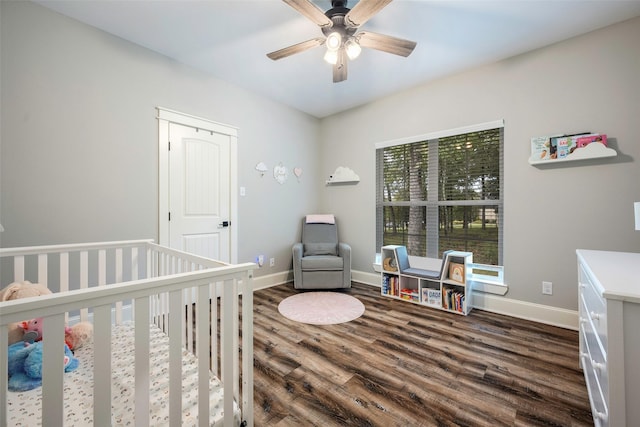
left=551, top=133, right=595, bottom=159
left=530, top=136, right=553, bottom=161
left=382, top=274, right=389, bottom=295
left=383, top=274, right=400, bottom=297
left=531, top=132, right=603, bottom=161
left=576, top=134, right=607, bottom=148
left=422, top=288, right=442, bottom=307
left=443, top=288, right=465, bottom=313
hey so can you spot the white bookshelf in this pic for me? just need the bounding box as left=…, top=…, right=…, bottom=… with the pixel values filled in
left=380, top=245, right=474, bottom=315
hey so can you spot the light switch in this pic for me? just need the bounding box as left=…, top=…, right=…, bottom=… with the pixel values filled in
left=240, top=186, right=246, bottom=197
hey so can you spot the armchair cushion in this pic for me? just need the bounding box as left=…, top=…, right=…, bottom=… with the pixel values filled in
left=304, top=242, right=338, bottom=256
left=301, top=255, right=344, bottom=271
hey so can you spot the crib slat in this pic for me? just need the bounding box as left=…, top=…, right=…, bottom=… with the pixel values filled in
left=242, top=271, right=255, bottom=427
left=0, top=326, right=8, bottom=427
left=185, top=287, right=194, bottom=352
left=186, top=258, right=194, bottom=353
left=210, top=282, right=218, bottom=376
left=41, top=314, right=65, bottom=427
left=131, top=247, right=139, bottom=280
left=93, top=304, right=112, bottom=425
left=115, top=248, right=123, bottom=324
left=13, top=255, right=25, bottom=282
left=38, top=253, right=48, bottom=287
left=59, top=252, right=69, bottom=292
left=232, top=281, right=240, bottom=404
left=135, top=296, right=150, bottom=426
left=80, top=251, right=89, bottom=321
left=58, top=252, right=70, bottom=324
left=169, top=289, right=183, bottom=426
left=197, top=283, right=210, bottom=427
left=145, top=246, right=152, bottom=279
left=222, top=279, right=234, bottom=427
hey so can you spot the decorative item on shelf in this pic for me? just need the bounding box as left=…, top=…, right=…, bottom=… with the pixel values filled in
left=382, top=257, right=397, bottom=272
left=273, top=162, right=288, bottom=184
left=326, top=166, right=360, bottom=185
left=448, top=262, right=465, bottom=284
left=255, top=162, right=268, bottom=177
left=293, top=167, right=303, bottom=182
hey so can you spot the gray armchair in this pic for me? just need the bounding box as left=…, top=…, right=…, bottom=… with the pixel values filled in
left=292, top=215, right=351, bottom=289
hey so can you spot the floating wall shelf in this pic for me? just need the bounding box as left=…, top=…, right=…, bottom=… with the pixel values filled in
left=529, top=142, right=616, bottom=165
left=326, top=179, right=360, bottom=185
left=326, top=166, right=360, bottom=185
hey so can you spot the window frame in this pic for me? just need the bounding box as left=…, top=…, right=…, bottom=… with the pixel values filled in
left=375, top=120, right=504, bottom=266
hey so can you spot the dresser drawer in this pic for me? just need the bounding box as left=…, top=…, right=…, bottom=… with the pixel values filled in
left=581, top=348, right=609, bottom=427
left=579, top=266, right=608, bottom=350
left=579, top=300, right=609, bottom=400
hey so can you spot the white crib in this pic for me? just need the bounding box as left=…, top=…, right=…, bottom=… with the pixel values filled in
left=0, top=240, right=255, bottom=427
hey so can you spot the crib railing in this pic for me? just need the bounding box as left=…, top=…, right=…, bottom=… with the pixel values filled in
left=0, top=240, right=255, bottom=427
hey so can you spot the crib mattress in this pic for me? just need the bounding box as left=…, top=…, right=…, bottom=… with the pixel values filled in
left=7, top=322, right=240, bottom=426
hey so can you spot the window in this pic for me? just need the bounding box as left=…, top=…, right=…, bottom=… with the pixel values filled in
left=376, top=121, right=503, bottom=265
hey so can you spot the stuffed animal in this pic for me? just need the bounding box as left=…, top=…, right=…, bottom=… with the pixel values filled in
left=21, top=317, right=44, bottom=343
left=65, top=321, right=93, bottom=351
left=1, top=281, right=93, bottom=350
left=7, top=340, right=79, bottom=392
left=0, top=281, right=52, bottom=345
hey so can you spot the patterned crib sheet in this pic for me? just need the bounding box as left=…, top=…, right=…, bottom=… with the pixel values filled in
left=7, top=322, right=240, bottom=426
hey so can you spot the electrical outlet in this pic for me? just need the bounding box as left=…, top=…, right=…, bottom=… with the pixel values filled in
left=269, top=258, right=275, bottom=267
left=256, top=255, right=264, bottom=267
left=542, top=281, right=553, bottom=295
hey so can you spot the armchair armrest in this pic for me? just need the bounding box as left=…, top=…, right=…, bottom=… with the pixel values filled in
left=292, top=243, right=303, bottom=288
left=338, top=242, right=351, bottom=287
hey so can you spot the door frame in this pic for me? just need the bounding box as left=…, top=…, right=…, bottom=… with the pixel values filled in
left=157, top=107, right=238, bottom=263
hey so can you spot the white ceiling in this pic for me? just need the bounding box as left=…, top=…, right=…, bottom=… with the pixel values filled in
left=36, top=0, right=640, bottom=118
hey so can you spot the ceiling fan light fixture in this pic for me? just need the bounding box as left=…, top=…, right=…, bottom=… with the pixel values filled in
left=325, top=32, right=342, bottom=51
left=345, top=37, right=361, bottom=60
left=324, top=49, right=339, bottom=65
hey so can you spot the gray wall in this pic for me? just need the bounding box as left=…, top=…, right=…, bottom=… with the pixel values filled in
left=0, top=1, right=320, bottom=276
left=319, top=16, right=640, bottom=310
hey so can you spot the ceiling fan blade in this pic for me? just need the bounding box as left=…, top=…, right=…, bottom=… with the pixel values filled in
left=267, top=37, right=325, bottom=61
left=283, top=0, right=333, bottom=27
left=357, top=31, right=416, bottom=57
left=344, top=0, right=393, bottom=28
left=333, top=49, right=347, bottom=83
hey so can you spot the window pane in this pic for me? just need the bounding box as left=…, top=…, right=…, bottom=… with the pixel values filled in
left=438, top=205, right=499, bottom=264
left=439, top=129, right=501, bottom=201
left=383, top=143, right=428, bottom=202
left=382, top=206, right=426, bottom=256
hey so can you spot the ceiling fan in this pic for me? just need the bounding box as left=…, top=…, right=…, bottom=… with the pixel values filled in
left=267, top=0, right=417, bottom=83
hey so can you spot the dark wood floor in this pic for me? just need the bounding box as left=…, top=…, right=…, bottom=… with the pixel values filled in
left=252, top=282, right=593, bottom=427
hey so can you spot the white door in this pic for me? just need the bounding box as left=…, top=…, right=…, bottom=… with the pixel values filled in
left=168, top=122, right=230, bottom=261
left=157, top=108, right=238, bottom=264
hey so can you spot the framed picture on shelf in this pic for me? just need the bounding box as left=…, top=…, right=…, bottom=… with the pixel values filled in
left=448, top=262, right=465, bottom=284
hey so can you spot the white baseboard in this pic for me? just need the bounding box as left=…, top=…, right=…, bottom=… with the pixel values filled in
left=251, top=270, right=293, bottom=291
left=253, top=269, right=578, bottom=330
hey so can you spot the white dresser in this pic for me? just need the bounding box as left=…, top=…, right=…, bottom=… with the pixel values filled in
left=576, top=250, right=640, bottom=427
